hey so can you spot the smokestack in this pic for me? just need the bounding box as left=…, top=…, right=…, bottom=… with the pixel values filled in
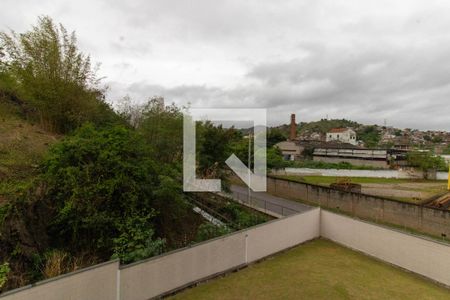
left=289, top=113, right=296, bottom=140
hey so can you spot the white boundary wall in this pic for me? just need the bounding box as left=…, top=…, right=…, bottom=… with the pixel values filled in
left=246, top=208, right=320, bottom=263
left=2, top=207, right=449, bottom=299
left=119, top=208, right=320, bottom=300
left=275, top=168, right=449, bottom=180
left=0, top=260, right=119, bottom=300
left=1, top=208, right=320, bottom=300
left=321, top=210, right=450, bottom=287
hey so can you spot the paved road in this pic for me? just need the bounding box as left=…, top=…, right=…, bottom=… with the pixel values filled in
left=229, top=185, right=313, bottom=217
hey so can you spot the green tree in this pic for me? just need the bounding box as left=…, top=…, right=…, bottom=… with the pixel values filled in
left=407, top=151, right=447, bottom=179
left=41, top=124, right=160, bottom=253
left=267, top=128, right=286, bottom=148
left=0, top=16, right=116, bottom=132
left=357, top=126, right=381, bottom=148
left=138, top=100, right=184, bottom=164
left=267, top=147, right=286, bottom=170
left=443, top=145, right=450, bottom=155
left=432, top=136, right=443, bottom=144
left=230, top=138, right=252, bottom=166
left=196, top=122, right=238, bottom=188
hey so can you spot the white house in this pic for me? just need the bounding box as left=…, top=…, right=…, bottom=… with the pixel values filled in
left=326, top=128, right=357, bottom=145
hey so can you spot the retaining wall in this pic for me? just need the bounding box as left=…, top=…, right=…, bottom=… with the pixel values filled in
left=267, top=176, right=450, bottom=238
left=273, top=167, right=447, bottom=179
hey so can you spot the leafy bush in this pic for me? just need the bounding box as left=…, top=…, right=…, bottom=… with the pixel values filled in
left=267, top=128, right=287, bottom=148
left=267, top=147, right=288, bottom=170
left=111, top=215, right=165, bottom=264
left=407, top=151, right=448, bottom=176
left=41, top=124, right=160, bottom=253
left=138, top=100, right=184, bottom=164
left=194, top=223, right=231, bottom=243
left=443, top=145, right=450, bottom=155
left=357, top=126, right=381, bottom=148
left=219, top=202, right=268, bottom=229
left=0, top=262, right=9, bottom=289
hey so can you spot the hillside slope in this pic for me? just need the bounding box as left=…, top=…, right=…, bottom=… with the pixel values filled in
left=0, top=95, right=58, bottom=203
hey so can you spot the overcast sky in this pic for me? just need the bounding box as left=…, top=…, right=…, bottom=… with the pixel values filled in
left=2, top=0, right=450, bottom=130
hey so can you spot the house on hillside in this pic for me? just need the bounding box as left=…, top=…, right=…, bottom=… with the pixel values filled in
left=326, top=128, right=357, bottom=145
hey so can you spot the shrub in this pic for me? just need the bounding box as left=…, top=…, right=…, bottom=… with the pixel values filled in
left=42, top=250, right=72, bottom=279
left=194, top=223, right=231, bottom=242
left=407, top=151, right=448, bottom=177
left=111, top=215, right=165, bottom=264
left=0, top=262, right=9, bottom=289
left=41, top=124, right=160, bottom=253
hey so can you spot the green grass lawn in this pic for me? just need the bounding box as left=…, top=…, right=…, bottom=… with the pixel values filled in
left=171, top=239, right=450, bottom=300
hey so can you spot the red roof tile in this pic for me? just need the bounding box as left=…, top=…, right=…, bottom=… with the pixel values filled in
left=329, top=128, right=350, bottom=133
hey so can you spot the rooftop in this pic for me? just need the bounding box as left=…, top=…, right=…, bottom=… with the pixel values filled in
left=329, top=128, right=352, bottom=133
left=172, top=239, right=450, bottom=299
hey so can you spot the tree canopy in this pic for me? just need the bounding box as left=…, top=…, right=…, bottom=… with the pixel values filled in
left=0, top=16, right=117, bottom=132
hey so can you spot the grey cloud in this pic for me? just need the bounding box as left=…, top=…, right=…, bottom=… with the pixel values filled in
left=4, top=0, right=450, bottom=130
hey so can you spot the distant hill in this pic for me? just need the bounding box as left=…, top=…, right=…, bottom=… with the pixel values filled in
left=297, top=119, right=361, bottom=135
left=273, top=118, right=362, bottom=136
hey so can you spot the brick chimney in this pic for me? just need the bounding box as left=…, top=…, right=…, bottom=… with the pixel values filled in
left=289, top=113, right=296, bottom=140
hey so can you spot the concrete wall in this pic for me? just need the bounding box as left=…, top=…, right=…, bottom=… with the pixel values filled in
left=321, top=210, right=450, bottom=287
left=313, top=156, right=389, bottom=168
left=0, top=208, right=319, bottom=300
left=267, top=176, right=450, bottom=238
left=273, top=167, right=448, bottom=180
left=120, top=209, right=320, bottom=300
left=246, top=208, right=320, bottom=262
left=119, top=231, right=247, bottom=300
left=2, top=206, right=449, bottom=299
left=437, top=172, right=448, bottom=180
left=0, top=260, right=119, bottom=300
left=119, top=208, right=320, bottom=300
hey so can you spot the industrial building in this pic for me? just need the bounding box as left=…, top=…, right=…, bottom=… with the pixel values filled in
left=313, top=147, right=408, bottom=168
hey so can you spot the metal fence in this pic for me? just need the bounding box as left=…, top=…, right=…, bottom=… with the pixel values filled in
left=230, top=190, right=300, bottom=217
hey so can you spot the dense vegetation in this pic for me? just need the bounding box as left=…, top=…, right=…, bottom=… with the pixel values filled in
left=407, top=151, right=447, bottom=177
left=297, top=118, right=360, bottom=135
left=443, top=145, right=450, bottom=155
left=356, top=126, right=381, bottom=148
left=0, top=16, right=118, bottom=133
left=0, top=17, right=268, bottom=292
